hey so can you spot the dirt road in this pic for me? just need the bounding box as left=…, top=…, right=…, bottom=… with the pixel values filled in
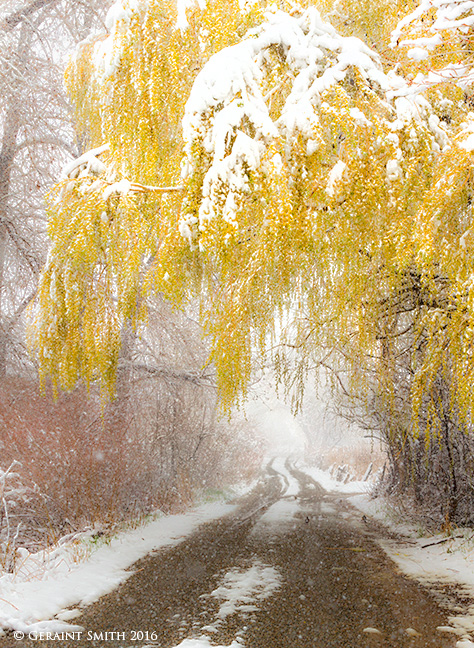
left=4, top=462, right=459, bottom=648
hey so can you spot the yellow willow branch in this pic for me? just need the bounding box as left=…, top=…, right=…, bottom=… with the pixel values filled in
left=129, top=183, right=185, bottom=193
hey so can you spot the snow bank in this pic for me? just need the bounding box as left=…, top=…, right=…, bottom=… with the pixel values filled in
left=0, top=502, right=235, bottom=635
left=297, top=464, right=371, bottom=494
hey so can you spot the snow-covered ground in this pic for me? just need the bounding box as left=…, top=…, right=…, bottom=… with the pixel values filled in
left=269, top=455, right=300, bottom=496
left=297, top=463, right=474, bottom=648
left=297, top=463, right=372, bottom=495
left=171, top=559, right=282, bottom=648
left=171, top=460, right=298, bottom=648
left=251, top=459, right=301, bottom=533
left=0, top=457, right=301, bottom=644
left=0, top=500, right=236, bottom=636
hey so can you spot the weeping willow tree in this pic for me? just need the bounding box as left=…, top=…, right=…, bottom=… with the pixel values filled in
left=29, top=0, right=474, bottom=520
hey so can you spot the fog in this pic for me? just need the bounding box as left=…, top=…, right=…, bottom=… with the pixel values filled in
left=244, top=378, right=385, bottom=482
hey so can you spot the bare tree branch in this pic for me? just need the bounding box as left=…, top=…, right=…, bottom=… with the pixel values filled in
left=126, top=362, right=217, bottom=389
left=1, top=0, right=59, bottom=32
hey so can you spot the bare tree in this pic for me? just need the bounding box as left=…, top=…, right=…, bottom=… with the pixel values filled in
left=0, top=0, right=109, bottom=376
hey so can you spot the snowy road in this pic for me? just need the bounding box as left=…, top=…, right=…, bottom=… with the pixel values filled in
left=6, top=461, right=457, bottom=648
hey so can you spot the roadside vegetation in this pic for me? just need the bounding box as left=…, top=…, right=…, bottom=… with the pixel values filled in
left=3, top=0, right=474, bottom=569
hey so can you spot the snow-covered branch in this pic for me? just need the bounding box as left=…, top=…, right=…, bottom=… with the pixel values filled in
left=62, top=145, right=185, bottom=195
left=62, top=143, right=110, bottom=179
left=391, top=0, right=474, bottom=92
left=179, top=7, right=415, bottom=243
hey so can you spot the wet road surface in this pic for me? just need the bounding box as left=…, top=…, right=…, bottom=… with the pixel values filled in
left=2, top=461, right=459, bottom=648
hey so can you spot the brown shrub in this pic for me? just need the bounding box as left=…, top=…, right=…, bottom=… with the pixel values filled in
left=0, top=374, right=264, bottom=561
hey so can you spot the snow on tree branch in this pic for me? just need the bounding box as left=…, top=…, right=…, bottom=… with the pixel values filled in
left=392, top=0, right=474, bottom=47
left=176, top=0, right=206, bottom=30
left=29, top=0, right=461, bottom=414
left=91, top=0, right=142, bottom=81
left=62, top=144, right=110, bottom=179
left=391, top=0, right=474, bottom=93
left=178, top=7, right=425, bottom=244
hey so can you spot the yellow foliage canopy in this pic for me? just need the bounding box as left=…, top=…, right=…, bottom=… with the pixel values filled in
left=29, top=0, right=474, bottom=430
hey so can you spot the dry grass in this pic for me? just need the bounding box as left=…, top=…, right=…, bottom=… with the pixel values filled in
left=308, top=439, right=386, bottom=481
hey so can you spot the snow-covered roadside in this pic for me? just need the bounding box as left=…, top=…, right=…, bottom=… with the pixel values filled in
left=0, top=499, right=237, bottom=636
left=352, top=493, right=474, bottom=647
left=296, top=463, right=372, bottom=495
left=298, top=463, right=474, bottom=648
